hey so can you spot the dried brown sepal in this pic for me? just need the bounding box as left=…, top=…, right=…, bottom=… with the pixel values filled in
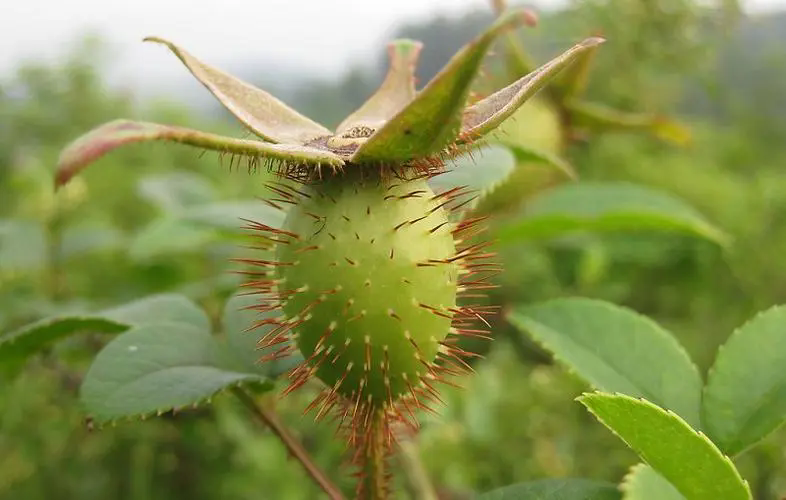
left=145, top=36, right=332, bottom=144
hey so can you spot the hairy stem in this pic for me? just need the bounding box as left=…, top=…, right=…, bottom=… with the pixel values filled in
left=232, top=388, right=345, bottom=500
left=360, top=410, right=389, bottom=500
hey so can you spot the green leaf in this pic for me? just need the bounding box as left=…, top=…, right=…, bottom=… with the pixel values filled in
left=0, top=294, right=207, bottom=378
left=460, top=37, right=604, bottom=142
left=336, top=39, right=421, bottom=134
left=702, top=305, right=786, bottom=455
left=81, top=322, right=267, bottom=422
left=144, top=37, right=332, bottom=144
left=0, top=317, right=128, bottom=378
left=129, top=217, right=214, bottom=260
left=55, top=120, right=344, bottom=188
left=621, top=464, right=685, bottom=500
left=477, top=478, right=621, bottom=500
left=496, top=182, right=727, bottom=245
left=130, top=200, right=284, bottom=258
left=351, top=9, right=532, bottom=164
left=496, top=140, right=577, bottom=179
left=428, top=144, right=515, bottom=213
left=508, top=298, right=702, bottom=428
left=128, top=200, right=283, bottom=259
left=579, top=392, right=751, bottom=500
left=221, top=293, right=302, bottom=378
left=177, top=273, right=244, bottom=301
left=182, top=201, right=285, bottom=233
left=136, top=171, right=217, bottom=212
left=100, top=293, right=211, bottom=332
left=434, top=141, right=574, bottom=214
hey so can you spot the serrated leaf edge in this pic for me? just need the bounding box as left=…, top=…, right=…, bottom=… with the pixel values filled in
left=496, top=182, right=730, bottom=246
left=88, top=376, right=269, bottom=428
left=0, top=316, right=128, bottom=347
left=578, top=391, right=752, bottom=500
left=508, top=298, right=703, bottom=428
left=619, top=463, right=649, bottom=496
left=702, top=304, right=786, bottom=455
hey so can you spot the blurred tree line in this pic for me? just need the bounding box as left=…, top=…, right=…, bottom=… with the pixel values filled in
left=2, top=1, right=786, bottom=499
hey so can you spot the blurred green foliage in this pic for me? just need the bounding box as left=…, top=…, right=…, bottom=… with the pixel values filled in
left=2, top=1, right=786, bottom=499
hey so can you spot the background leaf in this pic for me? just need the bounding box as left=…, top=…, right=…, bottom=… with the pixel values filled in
left=221, top=293, right=302, bottom=378
left=100, top=293, right=211, bottom=332
left=80, top=322, right=268, bottom=422
left=129, top=217, right=214, bottom=260
left=0, top=219, right=46, bottom=274
left=496, top=140, right=577, bottom=180
left=0, top=317, right=128, bottom=378
left=621, top=464, right=685, bottom=500
left=579, top=392, right=751, bottom=500
left=136, top=171, right=217, bottom=212
left=477, top=478, right=621, bottom=500
left=702, top=305, right=786, bottom=455
left=0, top=294, right=209, bottom=378
left=182, top=201, right=285, bottom=233
left=128, top=200, right=284, bottom=260
left=508, top=298, right=702, bottom=428
left=496, top=182, right=727, bottom=245
left=429, top=144, right=515, bottom=214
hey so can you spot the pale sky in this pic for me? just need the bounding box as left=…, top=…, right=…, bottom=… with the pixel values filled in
left=2, top=0, right=494, bottom=77
left=1, top=0, right=783, bottom=89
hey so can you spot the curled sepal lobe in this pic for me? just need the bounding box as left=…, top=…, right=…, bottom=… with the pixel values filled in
left=460, top=37, right=605, bottom=142
left=55, top=120, right=344, bottom=188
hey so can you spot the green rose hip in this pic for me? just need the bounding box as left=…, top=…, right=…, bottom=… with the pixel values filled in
left=276, top=176, right=457, bottom=408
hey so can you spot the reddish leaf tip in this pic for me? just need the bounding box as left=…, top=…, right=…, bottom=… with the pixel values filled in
left=582, top=36, right=606, bottom=47
left=491, top=0, right=538, bottom=25
left=518, top=8, right=539, bottom=27
left=493, top=7, right=541, bottom=32
left=387, top=39, right=423, bottom=57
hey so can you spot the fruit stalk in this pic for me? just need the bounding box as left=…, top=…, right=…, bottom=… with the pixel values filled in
left=358, top=409, right=390, bottom=500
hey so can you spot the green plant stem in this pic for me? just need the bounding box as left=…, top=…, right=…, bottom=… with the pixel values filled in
left=399, top=438, right=438, bottom=500
left=232, top=388, right=345, bottom=500
left=45, top=198, right=65, bottom=301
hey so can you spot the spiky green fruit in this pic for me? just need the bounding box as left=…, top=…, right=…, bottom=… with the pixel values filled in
left=276, top=176, right=457, bottom=407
